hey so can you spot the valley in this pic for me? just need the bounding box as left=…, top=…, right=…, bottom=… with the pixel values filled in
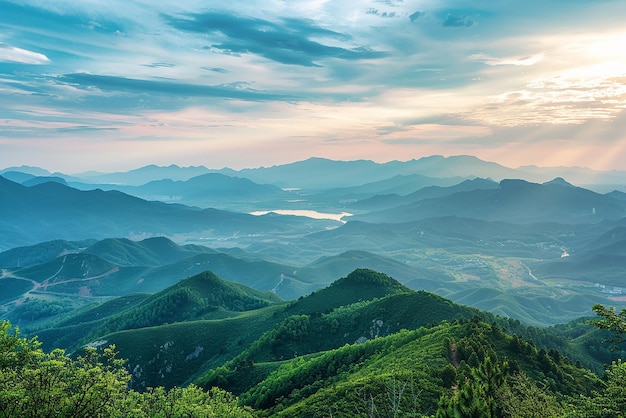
left=2, top=156, right=626, bottom=416
left=2, top=156, right=626, bottom=327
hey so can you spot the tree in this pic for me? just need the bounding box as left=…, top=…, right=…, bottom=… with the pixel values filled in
left=591, top=304, right=626, bottom=349
left=0, top=320, right=255, bottom=417
left=436, top=381, right=490, bottom=418
left=436, top=355, right=508, bottom=418
left=1, top=320, right=129, bottom=417
left=121, top=386, right=255, bottom=418
left=574, top=360, right=626, bottom=417
left=496, top=372, right=565, bottom=418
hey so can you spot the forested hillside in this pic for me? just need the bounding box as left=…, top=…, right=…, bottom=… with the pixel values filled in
left=3, top=269, right=625, bottom=417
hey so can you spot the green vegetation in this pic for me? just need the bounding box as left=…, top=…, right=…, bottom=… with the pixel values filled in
left=0, top=320, right=254, bottom=417
left=90, top=271, right=282, bottom=336
left=3, top=269, right=626, bottom=417
left=591, top=304, right=626, bottom=348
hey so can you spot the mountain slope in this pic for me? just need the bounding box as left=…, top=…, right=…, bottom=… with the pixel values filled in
left=83, top=237, right=216, bottom=267
left=233, top=155, right=523, bottom=189
left=89, top=271, right=283, bottom=335
left=83, top=172, right=295, bottom=211
left=70, top=269, right=415, bottom=390
left=349, top=177, right=498, bottom=211
left=0, top=239, right=93, bottom=268
left=231, top=318, right=601, bottom=417
left=195, top=287, right=481, bottom=395
left=0, top=176, right=338, bottom=251
left=355, top=179, right=626, bottom=224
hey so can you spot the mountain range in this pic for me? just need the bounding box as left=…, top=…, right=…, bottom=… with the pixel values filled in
left=2, top=154, right=626, bottom=328
left=4, top=155, right=626, bottom=191
left=6, top=267, right=620, bottom=417
left=2, top=155, right=626, bottom=415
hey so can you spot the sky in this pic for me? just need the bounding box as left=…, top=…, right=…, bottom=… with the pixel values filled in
left=1, top=0, right=626, bottom=173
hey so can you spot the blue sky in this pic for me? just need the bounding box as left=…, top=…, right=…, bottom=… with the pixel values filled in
left=1, top=0, right=625, bottom=173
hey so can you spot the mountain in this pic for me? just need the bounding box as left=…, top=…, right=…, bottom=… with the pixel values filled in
left=0, top=166, right=52, bottom=177
left=5, top=268, right=624, bottom=417
left=312, top=173, right=465, bottom=205
left=350, top=177, right=498, bottom=211
left=229, top=318, right=601, bottom=417
left=83, top=237, right=217, bottom=267
left=225, top=155, right=522, bottom=190
left=531, top=229, right=626, bottom=288
left=0, top=170, right=37, bottom=184
left=606, top=190, right=626, bottom=201
left=0, top=238, right=298, bottom=309
left=21, top=176, right=68, bottom=187
left=86, top=271, right=283, bottom=336
left=105, top=173, right=295, bottom=210
left=6, top=156, right=626, bottom=192
left=232, top=158, right=387, bottom=189
left=354, top=178, right=626, bottom=224
left=0, top=239, right=94, bottom=268
left=185, top=269, right=607, bottom=416
left=73, top=164, right=214, bottom=186
left=0, top=176, right=339, bottom=251
left=519, top=164, right=626, bottom=191
left=57, top=269, right=467, bottom=390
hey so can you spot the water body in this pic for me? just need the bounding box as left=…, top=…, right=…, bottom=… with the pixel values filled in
left=250, top=209, right=352, bottom=223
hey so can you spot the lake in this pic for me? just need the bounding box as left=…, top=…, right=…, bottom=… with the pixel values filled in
left=249, top=209, right=352, bottom=223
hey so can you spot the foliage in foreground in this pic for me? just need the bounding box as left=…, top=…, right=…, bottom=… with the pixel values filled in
left=0, top=320, right=253, bottom=417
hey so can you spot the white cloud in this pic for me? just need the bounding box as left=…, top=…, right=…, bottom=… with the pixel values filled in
left=0, top=43, right=50, bottom=64
left=469, top=53, right=543, bottom=67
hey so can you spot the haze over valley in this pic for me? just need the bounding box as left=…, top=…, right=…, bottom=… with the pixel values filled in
left=2, top=1, right=626, bottom=415
left=2, top=155, right=626, bottom=329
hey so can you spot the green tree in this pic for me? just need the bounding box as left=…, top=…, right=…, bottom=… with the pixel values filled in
left=121, top=386, right=254, bottom=418
left=1, top=320, right=255, bottom=417
left=574, top=360, right=626, bottom=417
left=436, top=382, right=490, bottom=418
left=436, top=355, right=508, bottom=418
left=497, top=372, right=565, bottom=418
left=1, top=320, right=129, bottom=418
left=591, top=304, right=626, bottom=349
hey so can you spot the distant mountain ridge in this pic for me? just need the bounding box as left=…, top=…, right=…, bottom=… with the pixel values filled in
left=0, top=175, right=338, bottom=251
left=4, top=155, right=626, bottom=191
left=354, top=178, right=626, bottom=224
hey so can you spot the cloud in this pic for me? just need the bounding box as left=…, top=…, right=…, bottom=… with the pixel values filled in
left=462, top=63, right=626, bottom=127
left=0, top=42, right=50, bottom=64
left=201, top=67, right=228, bottom=73
left=375, top=0, right=404, bottom=5
left=58, top=73, right=299, bottom=101
left=409, top=11, right=424, bottom=22
left=366, top=9, right=397, bottom=18
left=141, top=62, right=176, bottom=68
left=469, top=53, right=543, bottom=66
left=442, top=14, right=474, bottom=27
left=164, top=11, right=388, bottom=67
left=2, top=0, right=626, bottom=172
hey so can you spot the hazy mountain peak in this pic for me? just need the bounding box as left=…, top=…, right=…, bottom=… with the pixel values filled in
left=543, top=177, right=575, bottom=187
left=0, top=165, right=51, bottom=177
left=22, top=176, right=68, bottom=187
left=330, top=268, right=409, bottom=292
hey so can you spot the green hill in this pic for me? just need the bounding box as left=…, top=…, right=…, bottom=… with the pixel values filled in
left=195, top=289, right=481, bottom=395
left=0, top=239, right=94, bottom=268
left=15, top=252, right=117, bottom=284
left=66, top=269, right=414, bottom=390
left=81, top=271, right=282, bottom=342
left=285, top=269, right=411, bottom=315
left=83, top=237, right=216, bottom=267
left=234, top=319, right=601, bottom=417
left=21, top=267, right=625, bottom=403
left=10, top=267, right=626, bottom=416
